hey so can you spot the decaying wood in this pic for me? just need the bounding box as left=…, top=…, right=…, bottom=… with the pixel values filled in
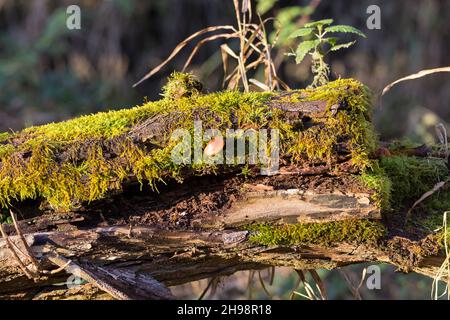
left=221, top=188, right=379, bottom=226
left=0, top=221, right=446, bottom=300
left=46, top=254, right=174, bottom=300
left=0, top=172, right=447, bottom=300
left=0, top=92, right=447, bottom=300
left=0, top=159, right=445, bottom=300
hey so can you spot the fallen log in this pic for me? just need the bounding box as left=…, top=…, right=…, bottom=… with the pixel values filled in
left=0, top=75, right=448, bottom=299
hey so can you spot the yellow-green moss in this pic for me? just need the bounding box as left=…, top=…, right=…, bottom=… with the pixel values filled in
left=246, top=219, right=386, bottom=246
left=0, top=76, right=376, bottom=211
left=161, top=72, right=203, bottom=100
left=360, top=163, right=392, bottom=210
left=286, top=78, right=376, bottom=169
left=0, top=89, right=272, bottom=210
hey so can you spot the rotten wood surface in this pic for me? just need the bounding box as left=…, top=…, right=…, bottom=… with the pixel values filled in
left=0, top=222, right=446, bottom=300
left=0, top=92, right=446, bottom=299
left=0, top=170, right=446, bottom=300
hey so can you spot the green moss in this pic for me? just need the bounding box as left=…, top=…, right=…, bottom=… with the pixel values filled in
left=360, top=163, right=392, bottom=210
left=161, top=72, right=203, bottom=100
left=246, top=219, right=386, bottom=246
left=285, top=79, right=376, bottom=169
left=360, top=155, right=448, bottom=214
left=380, top=156, right=448, bottom=208
left=0, top=76, right=376, bottom=211
left=0, top=88, right=271, bottom=210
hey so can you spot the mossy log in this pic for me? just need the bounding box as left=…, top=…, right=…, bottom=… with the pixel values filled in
left=0, top=77, right=449, bottom=299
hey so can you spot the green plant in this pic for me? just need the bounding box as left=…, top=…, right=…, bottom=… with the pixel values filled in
left=288, top=19, right=366, bottom=87
left=0, top=208, right=12, bottom=224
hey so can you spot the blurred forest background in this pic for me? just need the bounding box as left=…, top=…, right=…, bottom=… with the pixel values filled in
left=0, top=0, right=449, bottom=299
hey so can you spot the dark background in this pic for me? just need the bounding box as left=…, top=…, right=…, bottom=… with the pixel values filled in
left=0, top=0, right=449, bottom=299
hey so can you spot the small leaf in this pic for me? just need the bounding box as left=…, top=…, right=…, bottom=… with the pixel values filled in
left=325, top=25, right=366, bottom=38
left=330, top=41, right=356, bottom=51
left=289, top=27, right=313, bottom=38
left=304, top=19, right=334, bottom=28
left=322, top=37, right=340, bottom=46
left=294, top=40, right=318, bottom=64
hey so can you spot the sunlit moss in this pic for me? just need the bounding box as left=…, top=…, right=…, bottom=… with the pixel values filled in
left=285, top=78, right=376, bottom=169
left=246, top=219, right=386, bottom=246
left=161, top=71, right=203, bottom=100
left=359, top=163, right=392, bottom=210
left=0, top=76, right=376, bottom=211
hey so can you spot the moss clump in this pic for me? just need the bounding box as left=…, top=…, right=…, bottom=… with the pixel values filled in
left=161, top=72, right=203, bottom=100
left=380, top=156, right=448, bottom=208
left=360, top=155, right=448, bottom=213
left=285, top=79, right=376, bottom=169
left=360, top=163, right=392, bottom=210
left=246, top=219, right=386, bottom=246
left=0, top=76, right=375, bottom=211
left=0, top=90, right=270, bottom=210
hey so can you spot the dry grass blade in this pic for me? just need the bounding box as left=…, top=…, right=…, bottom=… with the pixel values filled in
left=249, top=78, right=270, bottom=91
left=0, top=223, right=36, bottom=280
left=10, top=210, right=39, bottom=267
left=225, top=55, right=265, bottom=89
left=133, top=25, right=236, bottom=87
left=233, top=0, right=242, bottom=30
left=209, top=277, right=221, bottom=297
left=198, top=277, right=214, bottom=300
left=293, top=269, right=320, bottom=300
left=247, top=270, right=255, bottom=299
left=258, top=271, right=273, bottom=298
left=431, top=211, right=449, bottom=300
left=339, top=269, right=363, bottom=300
left=406, top=180, right=449, bottom=221
left=220, top=45, right=231, bottom=87
left=269, top=266, right=275, bottom=286
left=274, top=74, right=291, bottom=90
left=357, top=267, right=368, bottom=292
left=289, top=275, right=302, bottom=300
left=221, top=43, right=240, bottom=60
left=238, top=57, right=249, bottom=92
left=435, top=123, right=449, bottom=158
left=242, top=0, right=251, bottom=21
left=221, top=42, right=260, bottom=91
left=257, top=15, right=276, bottom=90
left=182, top=33, right=239, bottom=72
left=221, top=43, right=241, bottom=89
left=134, top=0, right=280, bottom=92
left=381, top=66, right=450, bottom=97
left=308, top=269, right=328, bottom=300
